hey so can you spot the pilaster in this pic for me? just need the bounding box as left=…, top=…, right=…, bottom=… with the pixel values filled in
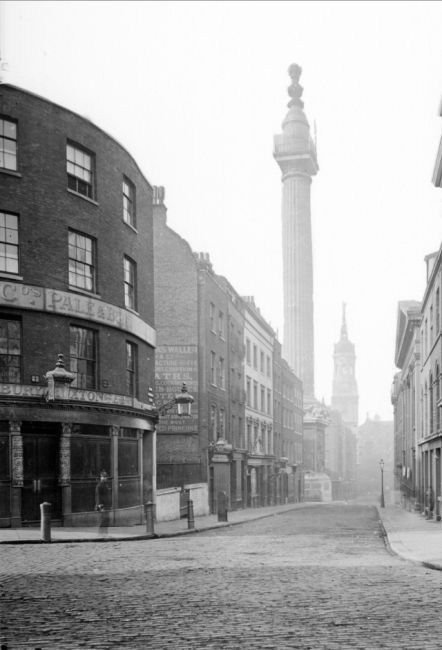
left=60, top=423, right=72, bottom=520
left=10, top=420, right=23, bottom=526
left=110, top=425, right=120, bottom=508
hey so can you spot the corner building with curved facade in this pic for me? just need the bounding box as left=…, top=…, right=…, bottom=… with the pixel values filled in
left=0, top=84, right=157, bottom=527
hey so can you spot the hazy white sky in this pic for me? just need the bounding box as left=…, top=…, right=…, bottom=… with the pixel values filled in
left=2, top=0, right=442, bottom=423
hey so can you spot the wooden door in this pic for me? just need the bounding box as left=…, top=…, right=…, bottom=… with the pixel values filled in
left=22, top=434, right=61, bottom=524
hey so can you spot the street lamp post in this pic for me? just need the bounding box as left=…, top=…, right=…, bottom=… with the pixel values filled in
left=380, top=459, right=385, bottom=508
left=157, top=383, right=194, bottom=417
left=145, top=384, right=194, bottom=533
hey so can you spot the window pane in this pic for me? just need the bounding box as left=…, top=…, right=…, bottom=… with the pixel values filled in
left=6, top=228, right=18, bottom=244
left=8, top=321, right=20, bottom=339
left=4, top=139, right=16, bottom=155
left=66, top=143, right=94, bottom=198
left=118, top=440, right=139, bottom=476
left=70, top=326, right=96, bottom=388
left=0, top=319, right=21, bottom=383
left=3, top=154, right=16, bottom=171
left=0, top=120, right=17, bottom=171
left=5, top=121, right=16, bottom=138
left=5, top=258, right=17, bottom=274
left=68, top=230, right=95, bottom=292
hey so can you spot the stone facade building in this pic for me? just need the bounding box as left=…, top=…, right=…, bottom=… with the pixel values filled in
left=243, top=296, right=275, bottom=507
left=417, top=250, right=442, bottom=516
left=391, top=94, right=442, bottom=516
left=391, top=301, right=421, bottom=508
left=0, top=85, right=157, bottom=527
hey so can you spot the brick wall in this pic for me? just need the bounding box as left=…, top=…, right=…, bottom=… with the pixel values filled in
left=0, top=85, right=155, bottom=399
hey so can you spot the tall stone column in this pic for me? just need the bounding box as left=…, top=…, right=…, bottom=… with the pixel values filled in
left=274, top=64, right=318, bottom=399
left=10, top=420, right=23, bottom=526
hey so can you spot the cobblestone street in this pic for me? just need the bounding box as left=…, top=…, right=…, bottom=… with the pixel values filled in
left=2, top=504, right=442, bottom=649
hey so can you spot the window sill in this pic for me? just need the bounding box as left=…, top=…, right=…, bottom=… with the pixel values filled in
left=123, top=221, right=138, bottom=234
left=69, top=286, right=101, bottom=300
left=0, top=272, right=23, bottom=282
left=125, top=306, right=140, bottom=317
left=0, top=168, right=22, bottom=178
left=67, top=188, right=99, bottom=206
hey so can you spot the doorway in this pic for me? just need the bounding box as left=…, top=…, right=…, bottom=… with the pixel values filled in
left=22, top=429, right=61, bottom=524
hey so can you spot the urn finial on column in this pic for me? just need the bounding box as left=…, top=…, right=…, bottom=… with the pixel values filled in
left=287, top=63, right=304, bottom=109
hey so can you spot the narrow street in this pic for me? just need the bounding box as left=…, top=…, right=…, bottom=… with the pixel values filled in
left=1, top=504, right=442, bottom=649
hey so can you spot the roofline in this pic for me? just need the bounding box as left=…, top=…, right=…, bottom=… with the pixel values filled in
left=422, top=243, right=442, bottom=310
left=0, top=83, right=153, bottom=191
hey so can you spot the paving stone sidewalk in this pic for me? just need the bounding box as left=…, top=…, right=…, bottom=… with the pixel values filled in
left=0, top=501, right=316, bottom=544
left=378, top=504, right=442, bottom=570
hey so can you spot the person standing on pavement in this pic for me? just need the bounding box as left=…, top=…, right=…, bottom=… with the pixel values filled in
left=95, top=470, right=112, bottom=535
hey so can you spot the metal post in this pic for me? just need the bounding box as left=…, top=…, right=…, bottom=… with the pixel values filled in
left=380, top=466, right=385, bottom=508
left=144, top=501, right=155, bottom=535
left=40, top=502, right=51, bottom=542
left=187, top=499, right=195, bottom=529
left=217, top=491, right=228, bottom=522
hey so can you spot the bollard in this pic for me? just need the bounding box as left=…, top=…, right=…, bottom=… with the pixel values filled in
left=217, top=491, right=228, bottom=522
left=144, top=501, right=155, bottom=535
left=40, top=502, right=51, bottom=543
left=187, top=499, right=195, bottom=529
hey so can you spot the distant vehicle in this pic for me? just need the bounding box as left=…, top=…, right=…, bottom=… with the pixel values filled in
left=303, top=472, right=332, bottom=502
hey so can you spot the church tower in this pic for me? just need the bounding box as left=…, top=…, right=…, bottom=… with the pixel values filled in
left=273, top=64, right=318, bottom=399
left=331, top=303, right=359, bottom=430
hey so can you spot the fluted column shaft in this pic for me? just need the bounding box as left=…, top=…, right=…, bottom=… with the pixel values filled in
left=281, top=170, right=314, bottom=397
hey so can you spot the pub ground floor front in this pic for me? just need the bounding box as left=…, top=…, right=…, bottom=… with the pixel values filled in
left=0, top=402, right=156, bottom=528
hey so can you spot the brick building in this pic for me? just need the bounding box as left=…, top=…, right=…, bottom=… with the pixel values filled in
left=153, top=189, right=303, bottom=511
left=0, top=85, right=157, bottom=527
left=153, top=190, right=246, bottom=511
left=152, top=187, right=200, bottom=489
left=273, top=339, right=303, bottom=502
